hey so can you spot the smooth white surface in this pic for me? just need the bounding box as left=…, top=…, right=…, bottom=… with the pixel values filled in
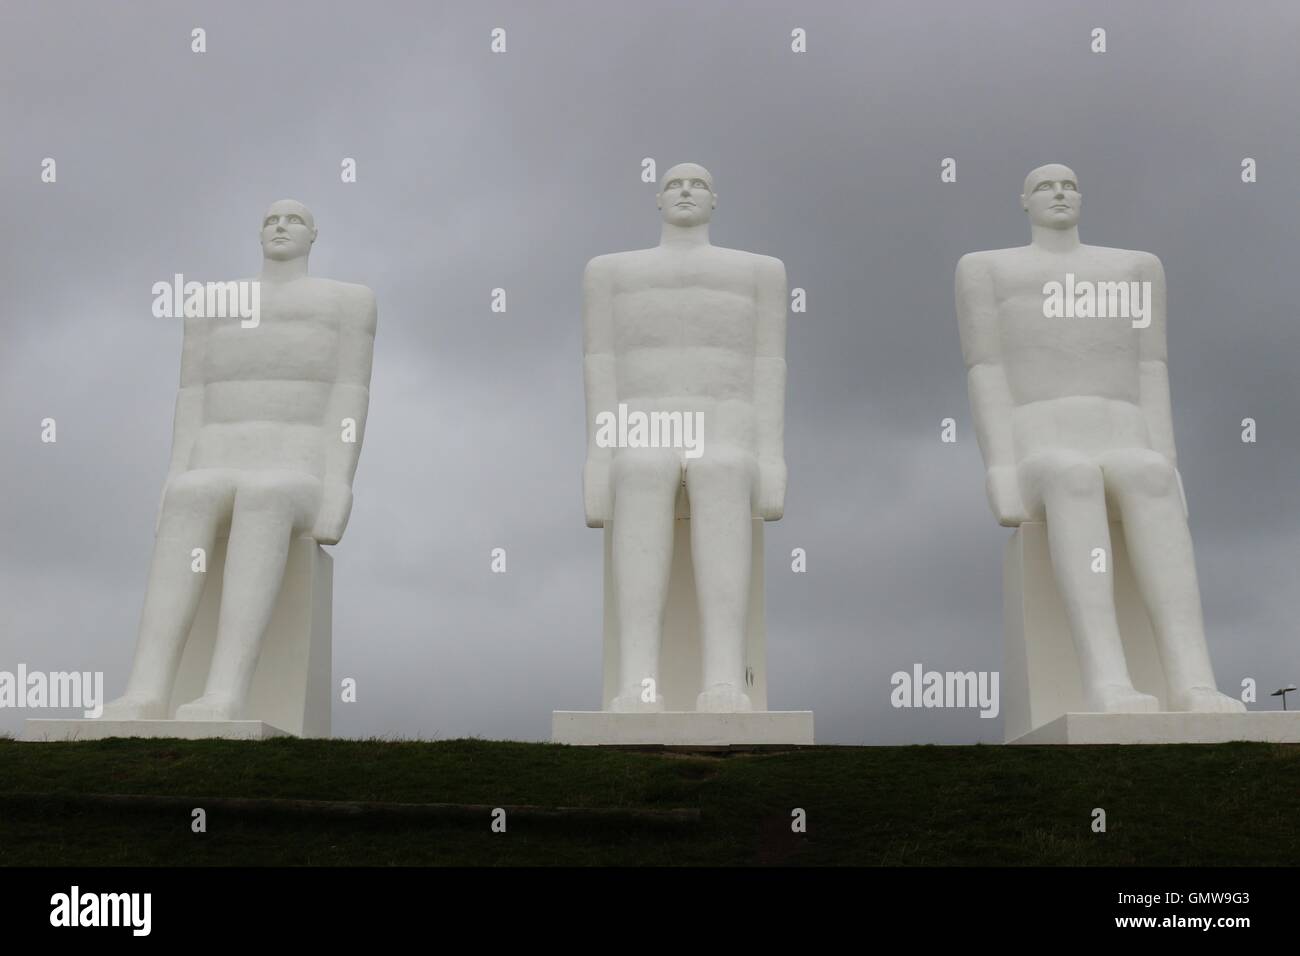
left=552, top=711, right=813, bottom=746
left=1009, top=711, right=1300, bottom=745
left=169, top=537, right=332, bottom=737
left=101, top=201, right=373, bottom=730
left=1004, top=522, right=1168, bottom=742
left=582, top=164, right=789, bottom=716
left=24, top=719, right=289, bottom=741
left=956, top=163, right=1242, bottom=725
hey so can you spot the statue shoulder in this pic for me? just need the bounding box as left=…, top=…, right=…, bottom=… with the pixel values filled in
left=747, top=251, right=786, bottom=276
left=1084, top=243, right=1161, bottom=267
left=956, top=247, right=1016, bottom=275
left=586, top=250, right=644, bottom=275
left=325, top=280, right=377, bottom=330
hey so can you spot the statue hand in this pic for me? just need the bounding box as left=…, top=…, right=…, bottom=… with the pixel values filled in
left=313, top=483, right=353, bottom=545
left=756, top=458, right=787, bottom=521
left=986, top=466, right=1028, bottom=527
left=584, top=457, right=612, bottom=528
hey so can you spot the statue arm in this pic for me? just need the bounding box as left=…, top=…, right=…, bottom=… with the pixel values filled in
left=157, top=316, right=207, bottom=533
left=583, top=257, right=617, bottom=528
left=315, top=288, right=378, bottom=545
left=1135, top=253, right=1186, bottom=514
left=956, top=254, right=1026, bottom=526
left=754, top=255, right=788, bottom=520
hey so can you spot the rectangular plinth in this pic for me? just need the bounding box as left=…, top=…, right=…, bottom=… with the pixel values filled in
left=1004, top=522, right=1164, bottom=743
left=1008, top=712, right=1300, bottom=745
left=23, top=719, right=289, bottom=741
left=172, top=536, right=332, bottom=737
left=552, top=711, right=814, bottom=746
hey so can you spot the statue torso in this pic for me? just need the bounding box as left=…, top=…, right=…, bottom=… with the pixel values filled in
left=604, top=244, right=761, bottom=450
left=189, top=277, right=362, bottom=475
left=981, top=244, right=1155, bottom=459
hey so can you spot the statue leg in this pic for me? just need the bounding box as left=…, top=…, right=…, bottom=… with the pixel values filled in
left=1100, top=449, right=1244, bottom=712
left=608, top=449, right=680, bottom=712
left=174, top=472, right=320, bottom=721
left=685, top=445, right=757, bottom=713
left=1018, top=451, right=1158, bottom=713
left=102, top=471, right=235, bottom=720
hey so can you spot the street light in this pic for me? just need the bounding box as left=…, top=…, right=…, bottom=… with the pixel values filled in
left=1270, top=685, right=1297, bottom=710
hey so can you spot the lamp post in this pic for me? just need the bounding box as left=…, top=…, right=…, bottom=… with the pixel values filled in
left=1270, top=685, right=1297, bottom=710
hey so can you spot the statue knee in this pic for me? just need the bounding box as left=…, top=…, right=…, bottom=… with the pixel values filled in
left=1103, top=450, right=1176, bottom=497
left=1043, top=457, right=1103, bottom=499
left=235, top=474, right=313, bottom=515
left=162, top=471, right=227, bottom=514
left=611, top=450, right=681, bottom=495
left=686, top=446, right=758, bottom=492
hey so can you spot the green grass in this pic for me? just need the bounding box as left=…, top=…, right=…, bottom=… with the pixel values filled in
left=1, top=737, right=1297, bottom=866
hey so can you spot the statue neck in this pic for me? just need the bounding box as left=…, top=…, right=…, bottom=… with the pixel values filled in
left=260, top=257, right=310, bottom=282
left=659, top=222, right=711, bottom=248
left=1029, top=224, right=1081, bottom=253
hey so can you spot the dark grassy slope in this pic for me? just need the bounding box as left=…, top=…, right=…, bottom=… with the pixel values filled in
left=1, top=738, right=1296, bottom=866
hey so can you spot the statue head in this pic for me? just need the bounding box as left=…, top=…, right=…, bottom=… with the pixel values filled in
left=260, top=199, right=317, bottom=261
left=1021, top=164, right=1081, bottom=229
left=657, top=163, right=715, bottom=227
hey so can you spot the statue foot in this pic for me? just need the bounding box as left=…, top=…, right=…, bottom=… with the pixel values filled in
left=608, top=689, right=664, bottom=713
left=174, top=693, right=242, bottom=722
left=1086, top=683, right=1160, bottom=714
left=99, top=694, right=168, bottom=720
left=696, top=683, right=753, bottom=714
left=1171, top=686, right=1246, bottom=713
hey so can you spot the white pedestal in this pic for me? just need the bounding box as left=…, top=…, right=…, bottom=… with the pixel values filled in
left=552, top=711, right=814, bottom=746
left=24, top=719, right=289, bottom=741
left=32, top=537, right=333, bottom=742
left=165, top=536, right=332, bottom=737
left=1009, top=711, right=1300, bottom=745
left=1003, top=521, right=1167, bottom=743
left=601, top=510, right=768, bottom=711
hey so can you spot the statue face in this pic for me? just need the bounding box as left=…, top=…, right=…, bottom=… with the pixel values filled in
left=657, top=163, right=715, bottom=227
left=260, top=200, right=317, bottom=260
left=1021, top=165, right=1081, bottom=229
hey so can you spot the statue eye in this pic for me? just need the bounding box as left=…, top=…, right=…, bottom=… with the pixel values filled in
left=692, top=180, right=707, bottom=189
left=1063, top=182, right=1077, bottom=191
left=289, top=215, right=302, bottom=223
left=264, top=218, right=276, bottom=226
left=667, top=180, right=681, bottom=189
left=1035, top=182, right=1053, bottom=191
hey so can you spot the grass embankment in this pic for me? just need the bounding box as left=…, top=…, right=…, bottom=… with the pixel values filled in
left=1, top=737, right=1295, bottom=866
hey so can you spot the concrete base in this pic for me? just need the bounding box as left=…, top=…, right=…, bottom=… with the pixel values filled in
left=1008, top=711, right=1300, bottom=745
left=23, top=719, right=289, bottom=741
left=170, top=536, right=332, bottom=737
left=1004, top=521, right=1167, bottom=743
left=552, top=710, right=814, bottom=746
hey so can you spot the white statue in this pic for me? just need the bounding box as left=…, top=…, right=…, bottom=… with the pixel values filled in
left=103, top=199, right=376, bottom=722
left=583, top=163, right=787, bottom=714
left=955, top=164, right=1242, bottom=715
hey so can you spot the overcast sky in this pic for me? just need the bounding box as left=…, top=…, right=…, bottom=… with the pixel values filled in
left=2, top=0, right=1298, bottom=744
